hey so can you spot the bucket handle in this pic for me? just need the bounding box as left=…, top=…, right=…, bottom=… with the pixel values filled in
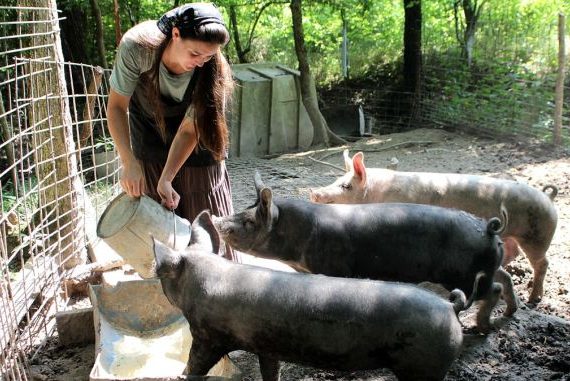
left=171, top=209, right=177, bottom=249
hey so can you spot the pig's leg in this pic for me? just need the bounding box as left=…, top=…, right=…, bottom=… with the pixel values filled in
left=476, top=282, right=502, bottom=334
left=494, top=267, right=518, bottom=316
left=185, top=341, right=224, bottom=376
left=502, top=238, right=548, bottom=304
left=501, top=237, right=521, bottom=266
left=524, top=247, right=549, bottom=304
left=259, top=355, right=280, bottom=381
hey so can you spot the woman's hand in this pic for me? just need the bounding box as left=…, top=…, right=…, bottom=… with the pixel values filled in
left=120, top=160, right=146, bottom=197
left=157, top=115, right=198, bottom=210
left=107, top=89, right=145, bottom=197
left=157, top=177, right=180, bottom=210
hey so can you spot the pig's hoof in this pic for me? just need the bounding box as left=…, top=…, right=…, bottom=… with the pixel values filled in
left=475, top=319, right=497, bottom=334
left=503, top=304, right=518, bottom=317
left=492, top=316, right=512, bottom=330
left=475, top=322, right=492, bottom=335
left=503, top=309, right=515, bottom=317
left=476, top=326, right=492, bottom=335
left=528, top=294, right=542, bottom=304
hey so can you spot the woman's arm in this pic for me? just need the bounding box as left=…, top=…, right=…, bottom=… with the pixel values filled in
left=107, top=89, right=146, bottom=196
left=157, top=116, right=198, bottom=209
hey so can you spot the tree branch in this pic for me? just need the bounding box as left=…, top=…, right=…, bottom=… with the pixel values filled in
left=245, top=1, right=285, bottom=53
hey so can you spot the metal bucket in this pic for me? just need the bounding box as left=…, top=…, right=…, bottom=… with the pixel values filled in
left=89, top=280, right=241, bottom=380
left=96, top=193, right=191, bottom=278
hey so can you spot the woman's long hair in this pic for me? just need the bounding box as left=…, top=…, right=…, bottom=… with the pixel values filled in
left=143, top=21, right=233, bottom=161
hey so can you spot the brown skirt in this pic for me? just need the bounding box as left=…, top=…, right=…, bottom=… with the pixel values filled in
left=142, top=160, right=240, bottom=262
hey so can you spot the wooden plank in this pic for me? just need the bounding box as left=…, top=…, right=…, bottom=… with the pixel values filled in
left=0, top=255, right=58, bottom=352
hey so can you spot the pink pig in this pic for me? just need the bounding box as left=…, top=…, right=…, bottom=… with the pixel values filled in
left=310, top=150, right=558, bottom=304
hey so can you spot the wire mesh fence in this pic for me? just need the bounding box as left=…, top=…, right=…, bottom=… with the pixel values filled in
left=319, top=10, right=570, bottom=144
left=0, top=2, right=569, bottom=381
left=0, top=5, right=120, bottom=379
left=319, top=70, right=570, bottom=144
left=0, top=6, right=63, bottom=380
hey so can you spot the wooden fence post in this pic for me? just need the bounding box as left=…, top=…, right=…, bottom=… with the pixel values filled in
left=554, top=13, right=566, bottom=146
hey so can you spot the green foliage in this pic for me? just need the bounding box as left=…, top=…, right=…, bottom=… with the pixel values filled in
left=56, top=0, right=172, bottom=65
left=413, top=0, right=569, bottom=145
left=1, top=177, right=39, bottom=224
left=422, top=53, right=561, bottom=140
left=62, top=0, right=570, bottom=83
left=57, top=0, right=569, bottom=145
left=94, top=135, right=116, bottom=152
left=218, top=0, right=405, bottom=83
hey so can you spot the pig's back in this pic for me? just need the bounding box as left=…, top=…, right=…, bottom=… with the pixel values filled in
left=193, top=254, right=463, bottom=377
left=385, top=170, right=557, bottom=223
left=276, top=199, right=500, bottom=292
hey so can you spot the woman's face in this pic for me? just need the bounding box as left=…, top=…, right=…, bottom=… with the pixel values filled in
left=167, top=27, right=220, bottom=73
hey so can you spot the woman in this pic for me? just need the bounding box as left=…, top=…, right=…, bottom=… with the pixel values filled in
left=107, top=3, right=238, bottom=261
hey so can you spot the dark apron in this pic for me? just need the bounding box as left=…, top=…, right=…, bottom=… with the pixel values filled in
left=128, top=69, right=216, bottom=167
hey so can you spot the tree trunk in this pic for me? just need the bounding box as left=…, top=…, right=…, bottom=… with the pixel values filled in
left=79, top=66, right=105, bottom=147
left=454, top=0, right=485, bottom=67
left=462, top=0, right=482, bottom=67
left=553, top=13, right=565, bottom=146
left=229, top=6, right=248, bottom=63
left=341, top=7, right=349, bottom=79
left=89, top=0, right=108, bottom=69
left=230, top=2, right=275, bottom=64
left=59, top=3, right=88, bottom=64
left=290, top=0, right=344, bottom=147
left=0, top=91, right=20, bottom=196
left=403, top=0, right=422, bottom=96
left=19, top=0, right=88, bottom=269
left=113, top=0, right=122, bottom=47
left=463, top=5, right=476, bottom=67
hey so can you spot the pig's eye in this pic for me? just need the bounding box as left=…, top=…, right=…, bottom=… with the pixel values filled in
left=340, top=183, right=352, bottom=190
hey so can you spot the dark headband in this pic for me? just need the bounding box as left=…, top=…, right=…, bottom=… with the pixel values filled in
left=157, top=3, right=225, bottom=36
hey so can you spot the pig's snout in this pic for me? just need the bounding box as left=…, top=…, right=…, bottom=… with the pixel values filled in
left=210, top=215, right=231, bottom=236
left=309, top=189, right=333, bottom=204
left=309, top=189, right=321, bottom=203
left=211, top=215, right=223, bottom=230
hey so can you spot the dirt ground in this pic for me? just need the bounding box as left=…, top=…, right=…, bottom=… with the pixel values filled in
left=30, top=128, right=569, bottom=380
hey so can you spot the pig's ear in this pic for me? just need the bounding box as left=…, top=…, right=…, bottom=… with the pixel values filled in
left=191, top=210, right=221, bottom=255
left=254, top=170, right=266, bottom=197
left=152, top=236, right=182, bottom=279
left=352, top=152, right=367, bottom=187
left=343, top=149, right=353, bottom=172
left=258, top=187, right=274, bottom=228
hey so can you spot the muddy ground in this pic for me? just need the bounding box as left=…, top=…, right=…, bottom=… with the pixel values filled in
left=30, top=128, right=569, bottom=380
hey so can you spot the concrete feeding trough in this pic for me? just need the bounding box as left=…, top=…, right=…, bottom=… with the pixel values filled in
left=89, top=279, right=240, bottom=380
left=93, top=193, right=240, bottom=380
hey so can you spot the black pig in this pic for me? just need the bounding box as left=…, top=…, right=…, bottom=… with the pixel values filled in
left=153, top=211, right=473, bottom=381
left=212, top=173, right=515, bottom=333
